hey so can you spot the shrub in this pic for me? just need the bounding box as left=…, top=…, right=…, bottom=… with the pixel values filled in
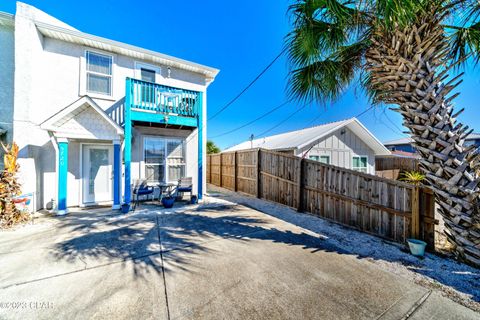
left=0, top=143, right=29, bottom=228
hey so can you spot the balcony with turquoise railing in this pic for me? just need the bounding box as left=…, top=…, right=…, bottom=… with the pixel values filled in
left=123, top=77, right=204, bottom=205
left=125, top=78, right=202, bottom=127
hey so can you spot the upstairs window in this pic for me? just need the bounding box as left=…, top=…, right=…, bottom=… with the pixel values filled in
left=86, top=51, right=112, bottom=96
left=141, top=68, right=156, bottom=83
left=352, top=156, right=368, bottom=173
left=309, top=155, right=330, bottom=164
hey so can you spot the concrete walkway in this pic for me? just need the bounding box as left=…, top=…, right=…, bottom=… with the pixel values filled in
left=0, top=198, right=478, bottom=319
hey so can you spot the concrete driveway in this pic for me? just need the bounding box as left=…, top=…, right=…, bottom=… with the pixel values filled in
left=0, top=198, right=478, bottom=320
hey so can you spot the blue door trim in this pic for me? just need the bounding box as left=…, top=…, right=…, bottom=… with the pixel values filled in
left=57, top=138, right=68, bottom=215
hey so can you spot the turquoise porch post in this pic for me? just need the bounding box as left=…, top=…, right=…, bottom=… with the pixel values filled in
left=57, top=138, right=68, bottom=215
left=124, top=78, right=132, bottom=205
left=113, top=139, right=121, bottom=209
left=197, top=92, right=204, bottom=199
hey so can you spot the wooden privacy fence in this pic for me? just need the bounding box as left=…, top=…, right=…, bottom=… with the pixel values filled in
left=207, top=149, right=436, bottom=248
left=375, top=155, right=420, bottom=180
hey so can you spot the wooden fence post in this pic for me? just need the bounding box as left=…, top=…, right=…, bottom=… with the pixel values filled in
left=411, top=186, right=420, bottom=239
left=234, top=151, right=238, bottom=192
left=297, top=158, right=305, bottom=212
left=219, top=153, right=223, bottom=188
left=256, top=149, right=261, bottom=198
left=208, top=155, right=211, bottom=184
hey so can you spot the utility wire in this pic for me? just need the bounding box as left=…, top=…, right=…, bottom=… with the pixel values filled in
left=256, top=104, right=374, bottom=140
left=210, top=99, right=292, bottom=139
left=382, top=109, right=408, bottom=136
left=208, top=48, right=287, bottom=121
left=255, top=99, right=314, bottom=138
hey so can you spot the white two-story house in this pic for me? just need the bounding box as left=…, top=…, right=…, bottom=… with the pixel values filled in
left=0, top=2, right=219, bottom=214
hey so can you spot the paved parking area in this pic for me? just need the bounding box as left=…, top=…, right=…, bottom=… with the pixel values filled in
left=0, top=197, right=478, bottom=319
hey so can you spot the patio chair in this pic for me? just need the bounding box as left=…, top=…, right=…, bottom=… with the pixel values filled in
left=132, top=180, right=154, bottom=210
left=176, top=177, right=193, bottom=200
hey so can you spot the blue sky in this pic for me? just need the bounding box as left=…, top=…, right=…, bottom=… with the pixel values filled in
left=2, top=0, right=479, bottom=150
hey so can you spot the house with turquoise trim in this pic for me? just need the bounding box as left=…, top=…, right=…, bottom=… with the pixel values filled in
left=0, top=3, right=219, bottom=214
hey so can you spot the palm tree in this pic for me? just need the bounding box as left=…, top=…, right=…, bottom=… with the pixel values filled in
left=286, top=0, right=480, bottom=266
left=207, top=140, right=221, bottom=154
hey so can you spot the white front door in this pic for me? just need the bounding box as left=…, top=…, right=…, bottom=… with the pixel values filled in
left=82, top=145, right=113, bottom=204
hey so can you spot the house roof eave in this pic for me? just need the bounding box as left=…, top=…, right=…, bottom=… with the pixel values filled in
left=35, top=21, right=220, bottom=80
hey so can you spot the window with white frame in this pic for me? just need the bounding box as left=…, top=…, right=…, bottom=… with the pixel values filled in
left=352, top=156, right=368, bottom=173
left=144, top=137, right=186, bottom=183
left=141, top=68, right=156, bottom=83
left=310, top=155, right=330, bottom=164
left=86, top=51, right=113, bottom=96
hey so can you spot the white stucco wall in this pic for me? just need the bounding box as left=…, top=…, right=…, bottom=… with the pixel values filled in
left=0, top=23, right=14, bottom=169
left=298, top=127, right=377, bottom=174
left=11, top=3, right=211, bottom=209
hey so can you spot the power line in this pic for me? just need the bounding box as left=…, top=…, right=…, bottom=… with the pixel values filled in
left=210, top=99, right=291, bottom=139
left=255, top=99, right=314, bottom=138
left=258, top=103, right=376, bottom=139
left=382, top=109, right=408, bottom=136
left=208, top=47, right=287, bottom=121
left=356, top=106, right=374, bottom=118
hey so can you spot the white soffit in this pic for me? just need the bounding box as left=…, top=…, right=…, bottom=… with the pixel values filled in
left=35, top=21, right=220, bottom=79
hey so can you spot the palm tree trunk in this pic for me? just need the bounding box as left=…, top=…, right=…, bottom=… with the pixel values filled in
left=365, top=14, right=480, bottom=266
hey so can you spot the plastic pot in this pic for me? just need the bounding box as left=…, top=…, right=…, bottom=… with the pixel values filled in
left=190, top=195, right=198, bottom=204
left=162, top=197, right=175, bottom=208
left=121, top=203, right=130, bottom=213
left=407, top=239, right=427, bottom=257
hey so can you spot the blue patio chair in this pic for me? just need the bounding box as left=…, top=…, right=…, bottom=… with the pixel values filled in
left=132, top=180, right=154, bottom=210
left=176, top=177, right=193, bottom=200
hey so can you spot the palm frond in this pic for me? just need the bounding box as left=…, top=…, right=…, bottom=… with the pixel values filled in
left=461, top=0, right=480, bottom=24
left=288, top=39, right=367, bottom=102
left=286, top=20, right=347, bottom=66
left=375, top=0, right=434, bottom=29
left=445, top=22, right=480, bottom=64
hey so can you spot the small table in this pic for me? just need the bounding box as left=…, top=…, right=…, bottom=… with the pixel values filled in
left=157, top=183, right=177, bottom=201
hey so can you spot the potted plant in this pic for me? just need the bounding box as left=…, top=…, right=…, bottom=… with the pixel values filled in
left=400, top=171, right=428, bottom=257
left=121, top=203, right=130, bottom=213
left=161, top=196, right=175, bottom=208
left=400, top=171, right=426, bottom=186
left=190, top=194, right=198, bottom=204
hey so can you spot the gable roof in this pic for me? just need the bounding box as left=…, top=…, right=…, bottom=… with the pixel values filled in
left=384, top=133, right=480, bottom=146
left=40, top=96, right=124, bottom=136
left=225, top=118, right=390, bottom=155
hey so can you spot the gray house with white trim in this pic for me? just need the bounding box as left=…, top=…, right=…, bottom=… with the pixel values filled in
left=225, top=118, right=390, bottom=174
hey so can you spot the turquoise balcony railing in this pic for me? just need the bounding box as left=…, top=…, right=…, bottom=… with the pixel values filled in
left=126, top=78, right=200, bottom=119
left=123, top=77, right=204, bottom=206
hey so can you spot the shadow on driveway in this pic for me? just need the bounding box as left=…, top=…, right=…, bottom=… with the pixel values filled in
left=49, top=197, right=479, bottom=312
